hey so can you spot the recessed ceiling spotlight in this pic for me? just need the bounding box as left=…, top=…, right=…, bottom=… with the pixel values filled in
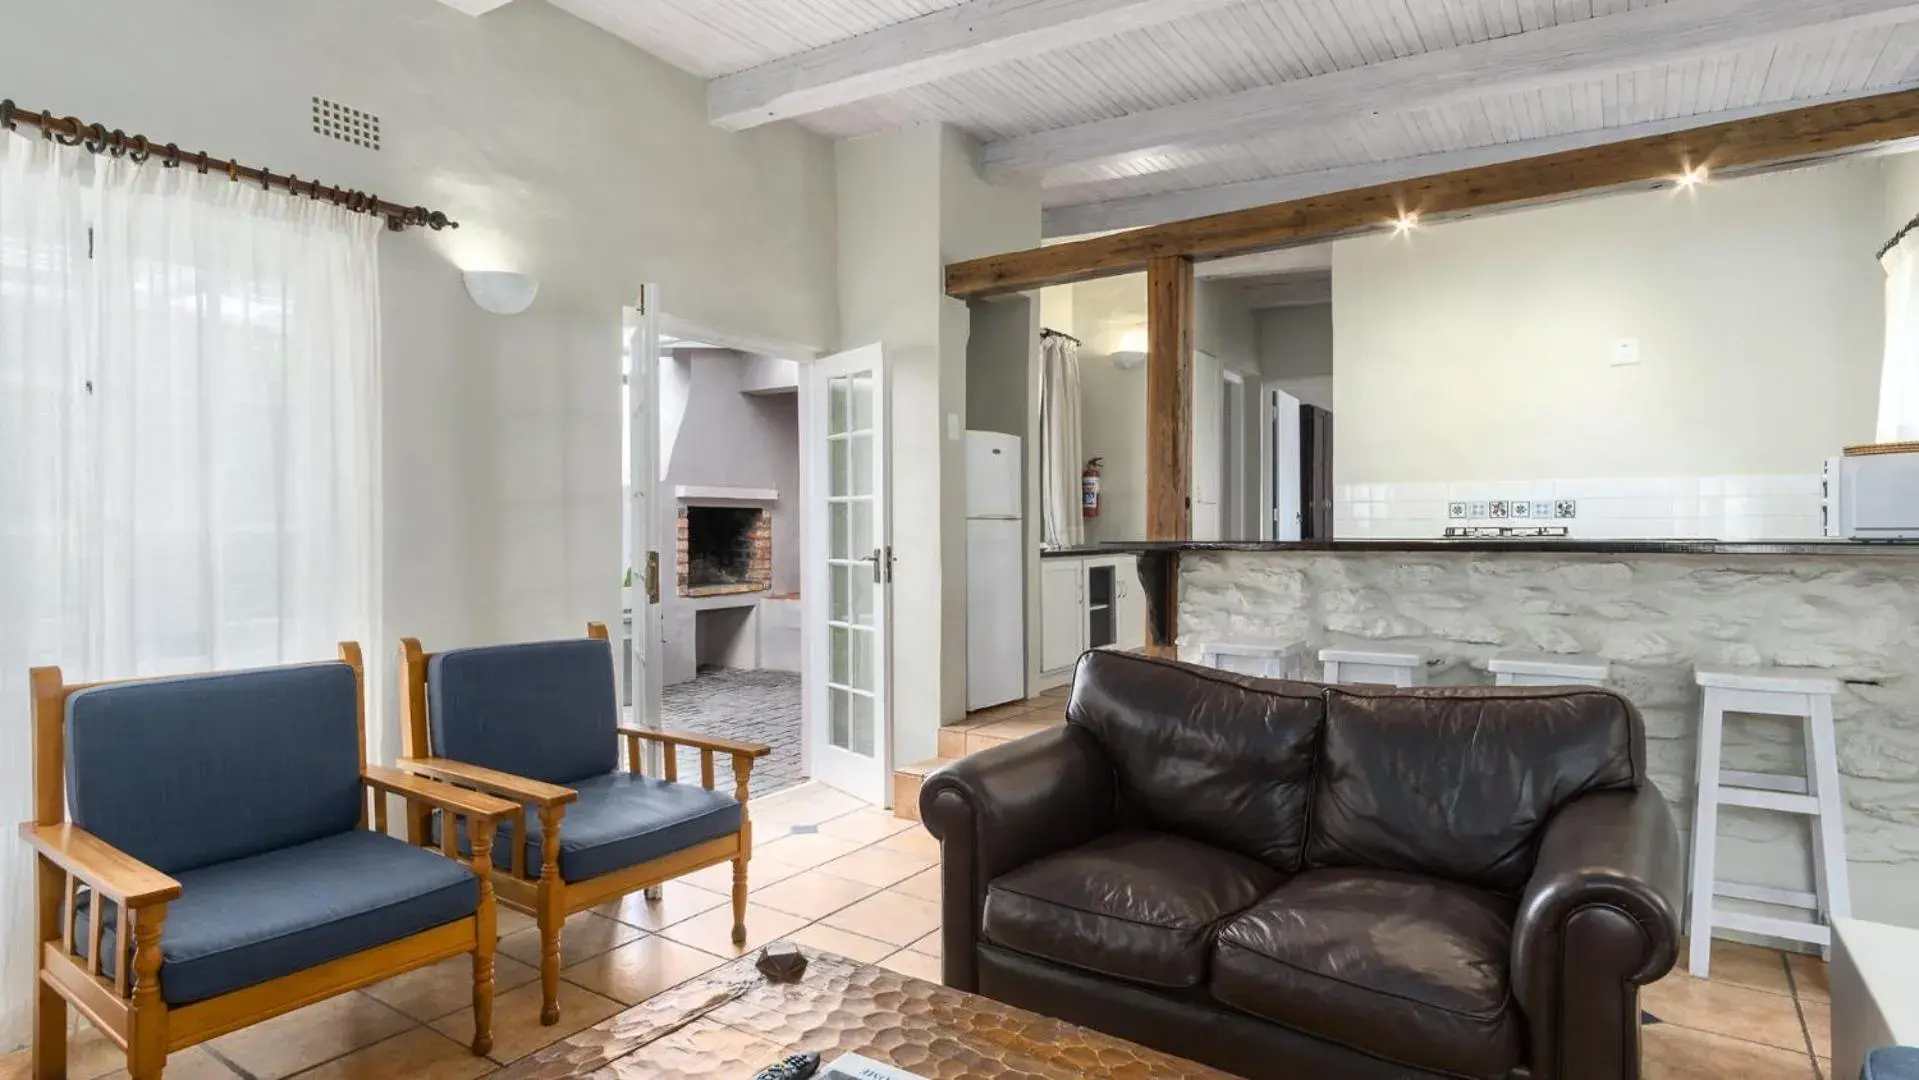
left=1675, top=165, right=1709, bottom=189
left=1391, top=211, right=1419, bottom=235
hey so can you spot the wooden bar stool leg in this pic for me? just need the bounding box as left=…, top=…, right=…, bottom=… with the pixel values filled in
left=1688, top=687, right=1726, bottom=977
left=1806, top=694, right=1851, bottom=959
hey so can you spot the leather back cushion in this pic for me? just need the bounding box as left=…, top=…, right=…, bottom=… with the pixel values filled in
left=1069, top=652, right=1324, bottom=871
left=429, top=639, right=618, bottom=785
left=66, top=662, right=363, bottom=874
left=1307, top=686, right=1643, bottom=894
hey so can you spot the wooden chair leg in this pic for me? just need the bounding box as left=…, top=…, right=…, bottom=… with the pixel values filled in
left=128, top=906, right=169, bottom=1080
left=731, top=855, right=748, bottom=944
left=537, top=806, right=564, bottom=1026
left=33, top=857, right=67, bottom=1080
left=470, top=822, right=498, bottom=1057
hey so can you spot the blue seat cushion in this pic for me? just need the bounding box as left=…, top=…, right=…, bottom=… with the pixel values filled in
left=437, top=772, right=742, bottom=883
left=66, top=662, right=364, bottom=873
left=1866, top=1048, right=1919, bottom=1080
left=428, top=640, right=618, bottom=785
left=83, top=830, right=477, bottom=1005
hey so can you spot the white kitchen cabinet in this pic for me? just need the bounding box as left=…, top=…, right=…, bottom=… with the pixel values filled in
left=1038, top=555, right=1144, bottom=681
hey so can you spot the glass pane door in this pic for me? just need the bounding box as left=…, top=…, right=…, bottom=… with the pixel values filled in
left=807, top=345, right=890, bottom=804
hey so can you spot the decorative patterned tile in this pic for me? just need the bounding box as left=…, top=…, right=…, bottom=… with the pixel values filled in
left=1490, top=500, right=1511, bottom=519
left=1468, top=501, right=1489, bottom=518
left=1448, top=501, right=1467, bottom=520
left=1511, top=500, right=1532, bottom=518
left=1532, top=501, right=1553, bottom=519
left=1555, top=499, right=1578, bottom=519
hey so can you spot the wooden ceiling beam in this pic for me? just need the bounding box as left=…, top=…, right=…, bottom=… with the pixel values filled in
left=945, top=86, right=1919, bottom=298
left=981, top=0, right=1919, bottom=179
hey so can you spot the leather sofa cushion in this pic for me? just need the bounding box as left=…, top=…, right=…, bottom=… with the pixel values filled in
left=429, top=639, right=619, bottom=785
left=1307, top=685, right=1642, bottom=893
left=437, top=770, right=742, bottom=882
left=983, top=830, right=1284, bottom=989
left=83, top=829, right=476, bottom=1005
left=1069, top=652, right=1324, bottom=870
left=1213, top=868, right=1521, bottom=1080
left=66, top=662, right=364, bottom=874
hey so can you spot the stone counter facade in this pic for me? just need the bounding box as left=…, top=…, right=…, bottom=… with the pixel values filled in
left=1177, top=550, right=1919, bottom=928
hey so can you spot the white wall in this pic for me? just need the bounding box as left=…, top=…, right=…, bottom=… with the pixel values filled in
left=1257, top=303, right=1335, bottom=413
left=1, top=0, right=841, bottom=767
left=1332, top=161, right=1886, bottom=487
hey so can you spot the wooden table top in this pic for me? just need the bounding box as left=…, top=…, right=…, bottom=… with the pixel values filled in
left=490, top=949, right=1235, bottom=1080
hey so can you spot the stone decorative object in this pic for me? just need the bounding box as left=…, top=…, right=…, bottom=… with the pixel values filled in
left=755, top=942, right=808, bottom=982
left=495, top=950, right=1233, bottom=1080
left=1178, top=549, right=1919, bottom=926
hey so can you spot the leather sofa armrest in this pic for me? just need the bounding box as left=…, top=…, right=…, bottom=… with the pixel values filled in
left=1513, top=787, right=1684, bottom=1080
left=920, top=724, right=1116, bottom=992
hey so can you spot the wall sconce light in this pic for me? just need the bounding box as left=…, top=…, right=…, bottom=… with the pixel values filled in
left=1391, top=211, right=1420, bottom=235
left=463, top=271, right=540, bottom=315
left=1674, top=165, right=1709, bottom=189
left=1111, top=327, right=1148, bottom=370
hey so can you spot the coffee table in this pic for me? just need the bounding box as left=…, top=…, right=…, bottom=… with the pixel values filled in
left=490, top=949, right=1234, bottom=1080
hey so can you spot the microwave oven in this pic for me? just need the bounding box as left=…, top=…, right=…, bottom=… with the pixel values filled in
left=1827, top=452, right=1919, bottom=539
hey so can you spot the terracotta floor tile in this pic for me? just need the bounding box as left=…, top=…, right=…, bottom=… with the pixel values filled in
left=964, top=729, right=1017, bottom=754
left=364, top=951, right=540, bottom=1023
left=99, top=1046, right=240, bottom=1080
left=785, top=923, right=898, bottom=964
left=429, top=977, right=622, bottom=1065
left=0, top=1050, right=20, bottom=1080
left=1691, top=938, right=1794, bottom=996
left=972, top=715, right=1064, bottom=743
left=499, top=910, right=642, bottom=969
left=936, top=728, right=970, bottom=758
left=680, top=855, right=804, bottom=894
left=594, top=880, right=730, bottom=931
left=752, top=832, right=863, bottom=869
left=1643, top=972, right=1808, bottom=1053
left=1820, top=1058, right=1833, bottom=1080
left=561, top=934, right=727, bottom=1005
left=816, top=844, right=936, bottom=888
left=0, top=1029, right=236, bottom=1080
left=1642, top=1023, right=1816, bottom=1080
left=751, top=787, right=865, bottom=827
left=1800, top=1000, right=1831, bottom=1062
left=287, top=1027, right=490, bottom=1080
left=496, top=906, right=536, bottom=939
left=906, top=930, right=941, bottom=959
left=659, top=902, right=809, bottom=959
left=894, top=866, right=943, bottom=903
left=875, top=826, right=941, bottom=859
left=877, top=949, right=944, bottom=983
left=1788, top=952, right=1831, bottom=1003
left=960, top=702, right=1038, bottom=725
left=818, top=807, right=916, bottom=845
left=208, top=992, right=415, bottom=1080
left=751, top=869, right=882, bottom=919
left=822, top=890, right=942, bottom=947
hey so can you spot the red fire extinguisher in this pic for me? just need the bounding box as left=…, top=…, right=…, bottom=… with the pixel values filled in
left=1082, top=457, right=1102, bottom=518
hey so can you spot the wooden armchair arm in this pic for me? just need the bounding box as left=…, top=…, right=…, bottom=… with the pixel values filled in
left=617, top=725, right=771, bottom=760
left=19, top=823, right=181, bottom=909
left=363, top=765, right=518, bottom=822
left=396, top=757, right=578, bottom=808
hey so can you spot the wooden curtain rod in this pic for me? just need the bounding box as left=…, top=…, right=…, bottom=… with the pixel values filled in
left=1041, top=327, right=1081, bottom=345
left=0, top=99, right=457, bottom=233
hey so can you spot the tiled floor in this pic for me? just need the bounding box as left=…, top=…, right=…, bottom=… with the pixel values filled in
left=0, top=781, right=1835, bottom=1080
left=658, top=668, right=803, bottom=798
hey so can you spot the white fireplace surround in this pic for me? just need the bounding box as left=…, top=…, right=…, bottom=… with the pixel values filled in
left=675, top=485, right=778, bottom=503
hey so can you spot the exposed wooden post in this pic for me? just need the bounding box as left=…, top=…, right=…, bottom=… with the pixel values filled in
left=1144, top=255, right=1193, bottom=659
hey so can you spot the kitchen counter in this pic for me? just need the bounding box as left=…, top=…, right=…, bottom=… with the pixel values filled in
left=1040, top=545, right=1129, bottom=559
left=1137, top=540, right=1919, bottom=928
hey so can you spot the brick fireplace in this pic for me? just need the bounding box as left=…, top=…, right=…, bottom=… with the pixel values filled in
left=677, top=504, right=773, bottom=597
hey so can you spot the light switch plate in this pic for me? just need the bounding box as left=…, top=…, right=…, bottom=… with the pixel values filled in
left=1610, top=338, right=1641, bottom=366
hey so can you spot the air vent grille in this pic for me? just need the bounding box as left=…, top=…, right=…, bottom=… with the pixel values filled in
left=311, top=97, right=380, bottom=151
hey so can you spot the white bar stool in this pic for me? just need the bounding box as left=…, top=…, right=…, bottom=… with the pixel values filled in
left=1688, top=665, right=1849, bottom=977
left=1320, top=646, right=1431, bottom=687
left=1199, top=642, right=1293, bottom=679
left=1488, top=652, right=1610, bottom=687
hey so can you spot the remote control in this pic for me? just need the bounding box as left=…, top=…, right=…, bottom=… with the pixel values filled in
left=752, top=1051, right=821, bottom=1080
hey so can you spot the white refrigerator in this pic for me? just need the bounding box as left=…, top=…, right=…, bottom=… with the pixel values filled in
left=965, top=431, right=1026, bottom=711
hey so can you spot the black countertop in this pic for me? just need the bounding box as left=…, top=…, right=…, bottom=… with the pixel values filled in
left=1094, top=538, right=1919, bottom=557
left=1040, top=545, right=1132, bottom=559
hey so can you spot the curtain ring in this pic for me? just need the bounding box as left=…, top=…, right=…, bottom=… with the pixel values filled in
left=0, top=100, right=16, bottom=131
left=162, top=143, right=181, bottom=168
left=227, top=159, right=239, bottom=182
left=38, top=111, right=55, bottom=141
left=126, top=134, right=150, bottom=164
left=54, top=116, right=83, bottom=146
left=310, top=178, right=323, bottom=199
left=195, top=150, right=210, bottom=174
left=82, top=123, right=108, bottom=154
left=259, top=166, right=272, bottom=191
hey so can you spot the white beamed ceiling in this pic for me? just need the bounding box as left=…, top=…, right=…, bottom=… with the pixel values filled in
left=549, top=0, right=1919, bottom=236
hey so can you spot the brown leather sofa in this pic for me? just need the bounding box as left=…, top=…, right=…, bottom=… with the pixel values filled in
left=921, top=652, right=1683, bottom=1080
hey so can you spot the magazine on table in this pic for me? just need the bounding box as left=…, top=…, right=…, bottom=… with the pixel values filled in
left=818, top=1053, right=933, bottom=1080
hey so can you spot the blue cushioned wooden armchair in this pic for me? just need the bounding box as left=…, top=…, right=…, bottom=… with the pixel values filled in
left=396, top=622, right=771, bottom=1026
left=22, top=643, right=518, bottom=1080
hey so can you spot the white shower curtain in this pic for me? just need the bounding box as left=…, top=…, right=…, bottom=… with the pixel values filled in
left=0, top=130, right=381, bottom=1051
left=1039, top=332, right=1085, bottom=549
left=1881, top=231, right=1919, bottom=441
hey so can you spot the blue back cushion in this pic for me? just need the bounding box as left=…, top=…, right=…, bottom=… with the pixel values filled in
left=428, top=639, right=618, bottom=785
left=66, top=662, right=364, bottom=874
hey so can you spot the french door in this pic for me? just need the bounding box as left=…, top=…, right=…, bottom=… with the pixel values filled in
left=805, top=344, right=892, bottom=804
left=623, top=289, right=663, bottom=749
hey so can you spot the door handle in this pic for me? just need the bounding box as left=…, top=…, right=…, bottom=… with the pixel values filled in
left=869, top=547, right=894, bottom=585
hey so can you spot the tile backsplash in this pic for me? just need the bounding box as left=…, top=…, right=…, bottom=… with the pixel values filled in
left=1336, top=474, right=1825, bottom=540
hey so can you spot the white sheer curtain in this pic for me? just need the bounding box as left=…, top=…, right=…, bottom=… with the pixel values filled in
left=0, top=131, right=381, bottom=1050
left=1039, top=331, right=1085, bottom=549
left=1880, top=231, right=1919, bottom=441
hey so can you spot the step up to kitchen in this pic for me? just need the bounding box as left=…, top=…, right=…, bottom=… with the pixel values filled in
left=894, top=691, right=1069, bottom=821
